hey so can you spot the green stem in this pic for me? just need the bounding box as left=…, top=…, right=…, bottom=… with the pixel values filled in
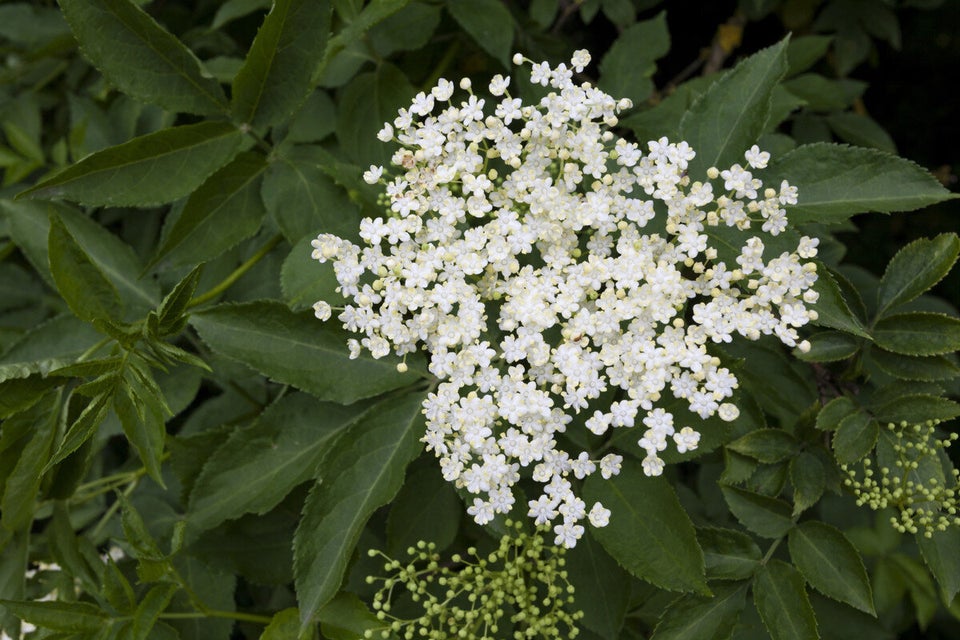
left=761, top=536, right=783, bottom=564
left=187, top=234, right=284, bottom=309
left=89, top=477, right=140, bottom=540
left=159, top=609, right=274, bottom=625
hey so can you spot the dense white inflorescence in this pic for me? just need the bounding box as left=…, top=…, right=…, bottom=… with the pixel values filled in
left=312, top=50, right=819, bottom=548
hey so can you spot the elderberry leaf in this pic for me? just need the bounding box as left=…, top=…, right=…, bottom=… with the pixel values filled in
left=19, top=122, right=243, bottom=207
left=57, top=0, right=228, bottom=115
left=766, top=144, right=956, bottom=225
left=294, top=391, right=426, bottom=627
left=754, top=560, right=819, bottom=640
left=652, top=581, right=748, bottom=640
left=788, top=521, right=875, bottom=615
left=150, top=152, right=267, bottom=271
left=231, top=0, right=332, bottom=129
left=876, top=233, right=959, bottom=319
left=190, top=301, right=425, bottom=403
left=584, top=459, right=708, bottom=594
left=186, top=393, right=369, bottom=538
left=679, top=37, right=790, bottom=177
left=873, top=312, right=960, bottom=356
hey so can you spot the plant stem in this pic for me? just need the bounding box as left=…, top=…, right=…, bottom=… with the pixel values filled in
left=187, top=234, right=284, bottom=309
left=159, top=609, right=274, bottom=625
left=89, top=477, right=140, bottom=540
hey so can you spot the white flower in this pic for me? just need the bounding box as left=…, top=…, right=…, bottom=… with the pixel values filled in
left=311, top=49, right=816, bottom=545
left=376, top=123, right=393, bottom=142
left=600, top=454, right=623, bottom=479
left=488, top=74, right=510, bottom=96
left=588, top=502, right=611, bottom=527
left=571, top=49, right=591, bottom=72
left=718, top=403, right=740, bottom=421
left=745, top=144, right=770, bottom=169
left=312, top=301, right=332, bottom=321
left=362, top=165, right=383, bottom=184
left=673, top=427, right=701, bottom=454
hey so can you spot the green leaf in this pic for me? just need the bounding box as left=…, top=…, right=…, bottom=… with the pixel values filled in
left=816, top=396, right=857, bottom=431
left=868, top=349, right=960, bottom=382
left=114, top=374, right=166, bottom=486
left=917, top=528, right=960, bottom=602
left=213, top=0, right=271, bottom=28
left=869, top=394, right=960, bottom=425
left=132, top=583, right=177, bottom=640
left=0, top=395, right=59, bottom=531
left=0, top=376, right=58, bottom=419
left=697, top=527, right=762, bottom=581
left=825, top=112, right=897, bottom=154
left=679, top=37, right=789, bottom=177
left=317, top=593, right=382, bottom=640
left=187, top=393, right=368, bottom=537
left=261, top=145, right=360, bottom=243
left=766, top=143, right=956, bottom=225
left=583, top=458, right=708, bottom=594
left=810, top=265, right=871, bottom=338
left=232, top=0, right=332, bottom=129
left=0, top=529, right=28, bottom=632
left=281, top=235, right=342, bottom=312
left=788, top=521, right=875, bottom=615
left=566, top=532, right=631, bottom=639
left=57, top=0, right=228, bottom=115
left=783, top=74, right=861, bottom=111
left=873, top=312, right=960, bottom=356
left=369, top=2, right=442, bottom=57
left=0, top=315, right=103, bottom=383
left=446, top=0, right=514, bottom=67
left=790, top=452, right=826, bottom=516
left=796, top=331, right=860, bottom=362
left=386, top=464, right=460, bottom=556
left=261, top=607, right=304, bottom=640
left=190, top=301, right=423, bottom=404
left=293, top=391, right=426, bottom=627
left=119, top=493, right=165, bottom=561
left=157, top=266, right=204, bottom=336
left=335, top=64, right=415, bottom=167
left=151, top=152, right=267, bottom=270
left=652, top=582, right=748, bottom=640
left=832, top=411, right=878, bottom=464
left=598, top=12, right=670, bottom=106
left=0, top=599, right=107, bottom=632
left=720, top=485, right=794, bottom=539
left=19, top=122, right=243, bottom=207
left=753, top=560, right=819, bottom=640
left=727, top=429, right=799, bottom=464
left=102, top=556, right=136, bottom=614
left=876, top=234, right=959, bottom=318
left=48, top=213, right=122, bottom=323
left=786, top=35, right=833, bottom=76
left=46, top=391, right=113, bottom=473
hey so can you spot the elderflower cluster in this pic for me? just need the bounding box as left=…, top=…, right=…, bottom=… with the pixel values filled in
left=365, top=522, right=581, bottom=639
left=843, top=419, right=960, bottom=537
left=312, top=50, right=819, bottom=547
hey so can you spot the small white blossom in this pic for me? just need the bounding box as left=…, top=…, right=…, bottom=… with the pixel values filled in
left=745, top=144, right=770, bottom=169
left=588, top=502, right=611, bottom=527
left=362, top=165, right=383, bottom=184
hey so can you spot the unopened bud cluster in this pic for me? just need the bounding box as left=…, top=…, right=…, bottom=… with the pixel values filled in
left=842, top=419, right=960, bottom=537
left=364, top=521, right=581, bottom=639
left=312, top=50, right=819, bottom=546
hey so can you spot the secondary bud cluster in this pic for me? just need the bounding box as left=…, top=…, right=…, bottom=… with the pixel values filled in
left=365, top=522, right=581, bottom=639
left=843, top=419, right=960, bottom=537
left=312, top=50, right=818, bottom=546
